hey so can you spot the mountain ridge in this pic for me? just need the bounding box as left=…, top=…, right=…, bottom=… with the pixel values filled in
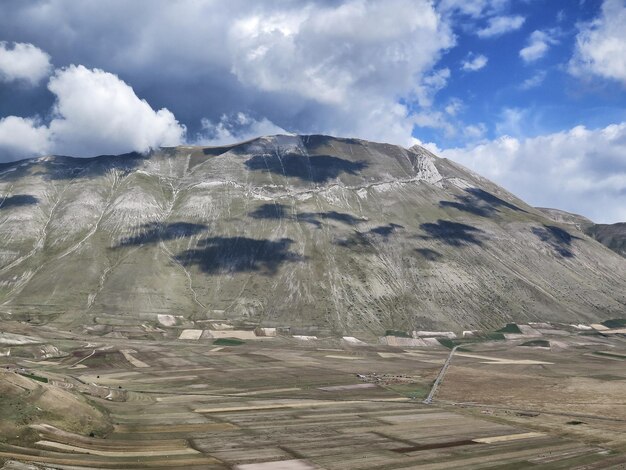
left=536, top=207, right=626, bottom=258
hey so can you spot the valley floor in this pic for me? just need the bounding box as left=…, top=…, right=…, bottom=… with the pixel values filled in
left=1, top=322, right=626, bottom=469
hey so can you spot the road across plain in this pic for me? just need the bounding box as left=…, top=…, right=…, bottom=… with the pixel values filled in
left=423, top=345, right=459, bottom=404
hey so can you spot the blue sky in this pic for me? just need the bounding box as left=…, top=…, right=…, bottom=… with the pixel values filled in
left=421, top=0, right=626, bottom=146
left=0, top=0, right=625, bottom=222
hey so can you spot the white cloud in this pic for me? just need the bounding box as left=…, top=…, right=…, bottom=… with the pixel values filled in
left=461, top=53, right=488, bottom=71
left=463, top=123, right=487, bottom=138
left=438, top=122, right=626, bottom=223
left=476, top=15, right=525, bottom=38
left=347, top=100, right=421, bottom=146
left=0, top=65, right=186, bottom=160
left=445, top=98, right=463, bottom=116
left=569, top=0, right=626, bottom=84
left=197, top=113, right=288, bottom=146
left=520, top=70, right=547, bottom=89
left=225, top=0, right=454, bottom=145
left=414, top=98, right=488, bottom=141
left=0, top=42, right=51, bottom=85
left=0, top=116, right=50, bottom=161
left=520, top=30, right=557, bottom=62
left=47, top=65, right=185, bottom=156
left=0, top=1, right=458, bottom=152
left=495, top=107, right=527, bottom=137
left=437, top=0, right=510, bottom=18
left=413, top=110, right=456, bottom=137
left=229, top=0, right=453, bottom=106
left=413, top=68, right=451, bottom=107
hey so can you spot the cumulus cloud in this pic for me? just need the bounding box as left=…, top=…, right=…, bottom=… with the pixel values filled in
left=461, top=53, right=488, bottom=71
left=0, top=42, right=52, bottom=85
left=0, top=0, right=455, bottom=151
left=437, top=123, right=626, bottom=223
left=413, top=68, right=451, bottom=107
left=520, top=30, right=557, bottom=62
left=225, top=0, right=454, bottom=145
left=197, top=113, right=288, bottom=146
left=476, top=15, right=525, bottom=38
left=0, top=65, right=185, bottom=160
left=569, top=0, right=626, bottom=84
left=229, top=0, right=452, bottom=106
left=0, top=116, right=50, bottom=161
left=413, top=109, right=456, bottom=137
left=47, top=65, right=185, bottom=156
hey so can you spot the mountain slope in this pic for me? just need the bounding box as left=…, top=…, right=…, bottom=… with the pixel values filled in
left=535, top=207, right=593, bottom=228
left=537, top=208, right=626, bottom=259
left=0, top=135, right=625, bottom=334
left=584, top=223, right=626, bottom=258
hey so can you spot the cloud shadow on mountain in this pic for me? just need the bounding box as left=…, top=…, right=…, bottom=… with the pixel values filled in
left=369, top=223, right=403, bottom=237
left=302, top=134, right=364, bottom=149
left=32, top=152, right=146, bottom=181
left=202, top=144, right=239, bottom=156
left=115, top=222, right=208, bottom=247
left=248, top=203, right=290, bottom=220
left=248, top=203, right=364, bottom=228
left=440, top=188, right=526, bottom=218
left=440, top=200, right=493, bottom=217
left=0, top=194, right=39, bottom=209
left=334, top=223, right=404, bottom=252
left=532, top=225, right=580, bottom=258
left=248, top=203, right=321, bottom=228
left=244, top=154, right=367, bottom=183
left=335, top=231, right=375, bottom=253
left=175, top=236, right=305, bottom=275
left=419, top=220, right=484, bottom=247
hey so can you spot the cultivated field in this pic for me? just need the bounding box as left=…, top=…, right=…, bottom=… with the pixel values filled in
left=1, top=320, right=626, bottom=469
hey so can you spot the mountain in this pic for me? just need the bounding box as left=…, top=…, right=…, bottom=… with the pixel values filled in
left=534, top=207, right=593, bottom=228
left=537, top=208, right=626, bottom=258
left=584, top=223, right=626, bottom=258
left=1, top=135, right=625, bottom=335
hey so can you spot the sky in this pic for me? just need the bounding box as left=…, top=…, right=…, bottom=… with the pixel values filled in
left=0, top=0, right=625, bottom=223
